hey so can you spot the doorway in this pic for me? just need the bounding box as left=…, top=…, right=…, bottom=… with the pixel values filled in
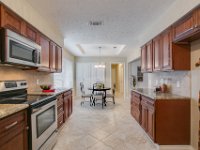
left=111, top=63, right=124, bottom=98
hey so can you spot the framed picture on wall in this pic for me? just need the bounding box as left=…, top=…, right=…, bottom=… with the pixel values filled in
left=137, top=66, right=143, bottom=82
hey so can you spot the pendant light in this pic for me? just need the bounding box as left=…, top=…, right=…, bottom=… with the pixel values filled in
left=95, top=46, right=105, bottom=68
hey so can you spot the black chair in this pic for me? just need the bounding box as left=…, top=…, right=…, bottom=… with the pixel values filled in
left=80, top=82, right=92, bottom=106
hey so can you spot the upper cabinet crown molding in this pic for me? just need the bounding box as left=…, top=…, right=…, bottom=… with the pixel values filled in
left=0, top=3, right=62, bottom=73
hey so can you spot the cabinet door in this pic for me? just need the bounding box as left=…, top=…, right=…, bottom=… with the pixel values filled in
left=147, top=105, right=155, bottom=140
left=141, top=100, right=148, bottom=131
left=173, top=13, right=195, bottom=41
left=24, top=24, right=38, bottom=42
left=37, top=34, right=50, bottom=71
left=49, top=41, right=56, bottom=72
left=56, top=46, right=62, bottom=73
left=63, top=96, right=69, bottom=122
left=153, top=36, right=162, bottom=71
left=0, top=5, right=24, bottom=34
left=68, top=94, right=73, bottom=117
left=146, top=41, right=153, bottom=72
left=162, top=30, right=172, bottom=70
left=195, top=7, right=200, bottom=28
left=141, top=45, right=146, bottom=72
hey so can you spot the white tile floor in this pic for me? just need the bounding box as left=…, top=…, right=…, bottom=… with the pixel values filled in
left=53, top=97, right=158, bottom=150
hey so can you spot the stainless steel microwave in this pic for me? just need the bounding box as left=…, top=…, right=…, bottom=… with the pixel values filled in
left=0, top=28, right=41, bottom=67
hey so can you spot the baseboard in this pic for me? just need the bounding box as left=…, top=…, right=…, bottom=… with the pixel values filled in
left=159, top=145, right=194, bottom=150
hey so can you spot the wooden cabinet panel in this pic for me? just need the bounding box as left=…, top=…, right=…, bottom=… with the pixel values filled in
left=130, top=91, right=141, bottom=124
left=0, top=5, right=23, bottom=34
left=153, top=36, right=162, bottom=71
left=146, top=41, right=153, bottom=72
left=141, top=100, right=148, bottom=131
left=147, top=105, right=155, bottom=140
left=49, top=41, right=56, bottom=72
left=173, top=13, right=195, bottom=42
left=63, top=96, right=69, bottom=122
left=24, top=24, right=38, bottom=42
left=195, top=7, right=200, bottom=27
left=0, top=110, right=28, bottom=150
left=37, top=34, right=50, bottom=71
left=56, top=46, right=62, bottom=73
left=141, top=45, right=146, bottom=72
left=162, top=29, right=172, bottom=70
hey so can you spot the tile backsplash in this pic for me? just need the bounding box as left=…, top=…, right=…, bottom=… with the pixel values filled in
left=147, top=71, right=191, bottom=97
left=0, top=66, right=54, bottom=91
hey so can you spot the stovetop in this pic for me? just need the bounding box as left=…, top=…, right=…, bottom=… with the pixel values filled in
left=0, top=94, right=54, bottom=105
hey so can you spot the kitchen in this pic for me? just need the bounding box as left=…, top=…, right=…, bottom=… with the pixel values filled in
left=0, top=0, right=200, bottom=149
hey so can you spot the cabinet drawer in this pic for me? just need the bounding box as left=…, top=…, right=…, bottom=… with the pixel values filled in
left=57, top=114, right=64, bottom=129
left=141, top=96, right=155, bottom=106
left=0, top=110, right=26, bottom=134
left=63, top=90, right=72, bottom=97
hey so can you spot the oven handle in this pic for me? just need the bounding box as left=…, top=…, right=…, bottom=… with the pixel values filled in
left=32, top=107, right=42, bottom=113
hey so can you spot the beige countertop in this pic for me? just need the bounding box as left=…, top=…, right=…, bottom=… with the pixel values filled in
left=0, top=104, right=29, bottom=119
left=29, top=88, right=72, bottom=96
left=132, top=88, right=190, bottom=100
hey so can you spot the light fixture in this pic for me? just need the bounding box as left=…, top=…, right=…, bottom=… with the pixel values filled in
left=95, top=47, right=105, bottom=68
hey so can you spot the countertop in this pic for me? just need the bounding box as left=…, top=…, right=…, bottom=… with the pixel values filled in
left=28, top=88, right=72, bottom=96
left=0, top=104, right=29, bottom=119
left=132, top=88, right=190, bottom=100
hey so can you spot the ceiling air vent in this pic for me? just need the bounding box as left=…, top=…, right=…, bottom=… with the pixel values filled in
left=89, top=21, right=103, bottom=26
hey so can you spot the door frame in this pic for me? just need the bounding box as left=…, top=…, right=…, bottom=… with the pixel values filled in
left=110, top=62, right=125, bottom=99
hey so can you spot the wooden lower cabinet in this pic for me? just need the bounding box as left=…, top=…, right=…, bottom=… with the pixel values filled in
left=57, top=89, right=73, bottom=129
left=130, top=92, right=141, bottom=123
left=131, top=91, right=190, bottom=145
left=0, top=109, right=28, bottom=150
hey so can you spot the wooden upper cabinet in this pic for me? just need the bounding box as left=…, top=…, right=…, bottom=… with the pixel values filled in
left=153, top=36, right=162, bottom=71
left=49, top=41, right=57, bottom=72
left=195, top=7, right=200, bottom=28
left=173, top=12, right=195, bottom=42
left=37, top=34, right=50, bottom=71
left=23, top=24, right=38, bottom=42
left=0, top=5, right=24, bottom=34
left=141, top=45, right=146, bottom=72
left=161, top=29, right=172, bottom=70
left=146, top=41, right=153, bottom=72
left=56, top=46, right=62, bottom=73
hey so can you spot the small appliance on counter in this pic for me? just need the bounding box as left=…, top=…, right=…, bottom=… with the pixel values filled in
left=0, top=80, right=58, bottom=150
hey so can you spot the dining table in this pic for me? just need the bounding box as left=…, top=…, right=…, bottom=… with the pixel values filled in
left=88, top=87, right=111, bottom=108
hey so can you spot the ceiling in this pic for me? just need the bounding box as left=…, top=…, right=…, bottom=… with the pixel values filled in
left=27, top=0, right=176, bottom=57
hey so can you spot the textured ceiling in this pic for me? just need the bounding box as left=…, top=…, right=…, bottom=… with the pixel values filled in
left=27, top=0, right=176, bottom=57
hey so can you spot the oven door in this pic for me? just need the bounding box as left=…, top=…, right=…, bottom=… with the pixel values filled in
left=5, top=29, right=41, bottom=67
left=31, top=100, right=57, bottom=150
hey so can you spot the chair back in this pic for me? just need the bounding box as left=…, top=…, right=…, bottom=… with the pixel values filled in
left=80, top=82, right=85, bottom=95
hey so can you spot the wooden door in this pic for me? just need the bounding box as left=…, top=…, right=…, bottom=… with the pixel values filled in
left=37, top=34, right=50, bottom=71
left=162, top=29, right=172, bottom=70
left=141, top=45, right=146, bottom=72
left=0, top=5, right=24, bottom=34
left=141, top=100, right=148, bottom=131
left=153, top=36, right=162, bottom=71
left=147, top=105, right=155, bottom=140
left=146, top=41, right=153, bottom=72
left=63, top=96, right=69, bottom=122
left=56, top=45, right=62, bottom=73
left=49, top=41, right=56, bottom=72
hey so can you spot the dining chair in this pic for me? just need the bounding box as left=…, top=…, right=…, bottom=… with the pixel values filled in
left=92, top=82, right=105, bottom=108
left=106, top=88, right=115, bottom=104
left=80, top=82, right=92, bottom=106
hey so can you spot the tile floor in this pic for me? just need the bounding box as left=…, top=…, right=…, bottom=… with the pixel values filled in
left=53, top=97, right=158, bottom=150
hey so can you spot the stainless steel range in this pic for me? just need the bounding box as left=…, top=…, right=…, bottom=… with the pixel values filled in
left=0, top=80, right=58, bottom=150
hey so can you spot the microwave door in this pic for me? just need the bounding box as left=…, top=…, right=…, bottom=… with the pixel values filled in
left=6, top=36, right=40, bottom=67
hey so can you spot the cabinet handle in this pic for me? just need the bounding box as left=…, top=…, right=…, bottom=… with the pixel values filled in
left=5, top=121, right=18, bottom=130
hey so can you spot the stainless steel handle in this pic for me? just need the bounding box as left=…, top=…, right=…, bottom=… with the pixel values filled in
left=5, top=121, right=18, bottom=130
